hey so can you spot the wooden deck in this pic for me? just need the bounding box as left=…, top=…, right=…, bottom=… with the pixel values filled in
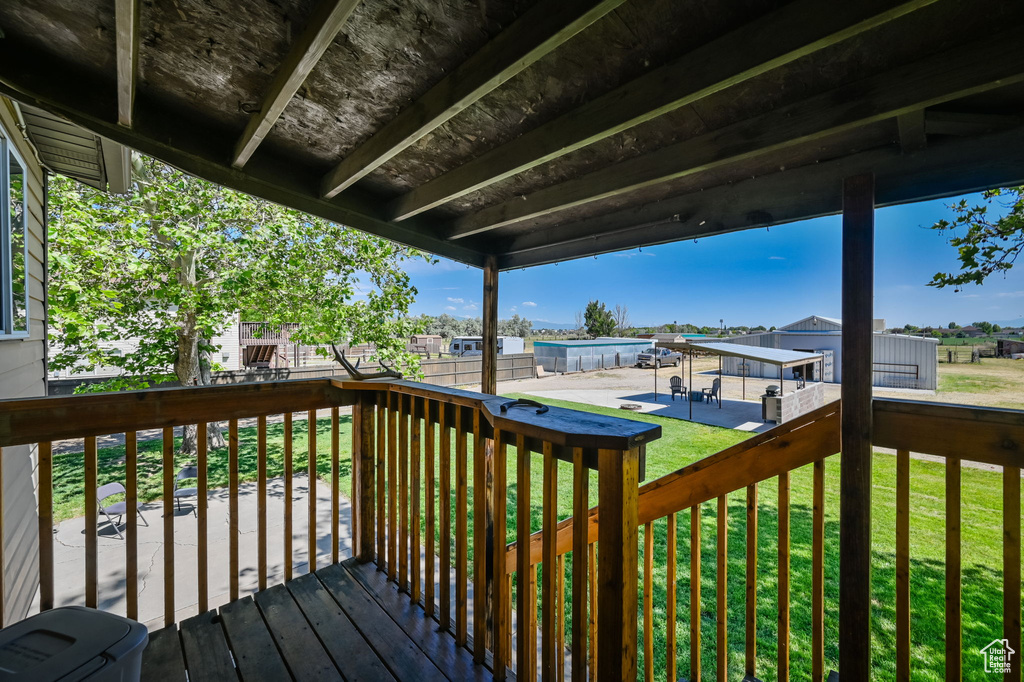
left=141, top=558, right=505, bottom=681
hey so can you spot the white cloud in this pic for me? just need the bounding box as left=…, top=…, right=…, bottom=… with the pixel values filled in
left=447, top=297, right=464, bottom=303
left=430, top=287, right=461, bottom=291
left=444, top=306, right=456, bottom=311
left=613, top=252, right=655, bottom=259
left=463, top=303, right=478, bottom=311
left=769, top=256, right=786, bottom=260
left=522, top=301, right=537, bottom=307
left=510, top=306, right=518, bottom=312
left=996, top=291, right=1024, bottom=298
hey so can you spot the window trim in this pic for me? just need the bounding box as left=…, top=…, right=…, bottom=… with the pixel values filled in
left=0, top=123, right=31, bottom=339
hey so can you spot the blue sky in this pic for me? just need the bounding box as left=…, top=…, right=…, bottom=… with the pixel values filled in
left=403, top=193, right=1024, bottom=329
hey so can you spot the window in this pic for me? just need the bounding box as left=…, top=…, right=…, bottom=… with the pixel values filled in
left=1, top=129, right=28, bottom=337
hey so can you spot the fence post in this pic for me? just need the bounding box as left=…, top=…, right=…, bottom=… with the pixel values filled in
left=597, top=447, right=641, bottom=679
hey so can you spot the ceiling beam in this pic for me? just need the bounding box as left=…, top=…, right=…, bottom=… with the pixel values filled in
left=387, top=0, right=940, bottom=222
left=496, top=124, right=1024, bottom=269
left=925, top=110, right=1023, bottom=136
left=447, top=31, right=1024, bottom=239
left=320, top=0, right=627, bottom=199
left=896, top=110, right=927, bottom=153
left=115, top=0, right=140, bottom=127
left=0, top=39, right=486, bottom=267
left=232, top=0, right=361, bottom=168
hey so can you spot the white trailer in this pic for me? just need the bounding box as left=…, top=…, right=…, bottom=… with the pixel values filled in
left=449, top=336, right=525, bottom=356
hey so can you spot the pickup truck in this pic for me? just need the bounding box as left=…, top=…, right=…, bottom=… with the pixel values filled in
left=636, top=347, right=682, bottom=368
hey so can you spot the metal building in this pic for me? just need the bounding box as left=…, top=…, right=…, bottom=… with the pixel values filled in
left=700, top=315, right=938, bottom=390
left=534, top=338, right=654, bottom=374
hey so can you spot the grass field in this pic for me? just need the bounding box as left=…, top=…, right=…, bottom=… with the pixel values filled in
left=935, top=358, right=1024, bottom=410
left=53, top=390, right=1021, bottom=680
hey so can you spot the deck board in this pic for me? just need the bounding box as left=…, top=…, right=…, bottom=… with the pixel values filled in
left=179, top=610, right=237, bottom=682
left=288, top=572, right=396, bottom=681
left=141, top=558, right=499, bottom=681
left=254, top=583, right=341, bottom=681
left=318, top=562, right=448, bottom=682
left=140, top=624, right=186, bottom=682
left=219, top=596, right=292, bottom=681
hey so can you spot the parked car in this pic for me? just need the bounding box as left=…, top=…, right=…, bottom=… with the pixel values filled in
left=636, top=347, right=682, bottom=368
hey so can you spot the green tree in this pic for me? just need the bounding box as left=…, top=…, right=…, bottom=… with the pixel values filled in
left=929, top=188, right=1024, bottom=288
left=49, top=156, right=428, bottom=453
left=583, top=300, right=615, bottom=338
left=973, top=321, right=994, bottom=335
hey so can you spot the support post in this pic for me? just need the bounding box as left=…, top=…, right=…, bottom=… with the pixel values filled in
left=354, top=393, right=376, bottom=563
left=840, top=173, right=875, bottom=681
left=482, top=255, right=499, bottom=395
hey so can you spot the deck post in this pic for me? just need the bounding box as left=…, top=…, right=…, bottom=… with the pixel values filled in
left=482, top=254, right=499, bottom=395
left=839, top=173, right=875, bottom=680
left=354, top=393, right=376, bottom=563
left=597, top=447, right=641, bottom=680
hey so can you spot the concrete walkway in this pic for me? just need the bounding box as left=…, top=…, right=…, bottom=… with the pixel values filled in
left=525, top=388, right=775, bottom=432
left=42, top=473, right=352, bottom=630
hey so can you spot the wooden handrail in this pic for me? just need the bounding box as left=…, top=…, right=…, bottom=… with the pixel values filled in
left=505, top=400, right=841, bottom=570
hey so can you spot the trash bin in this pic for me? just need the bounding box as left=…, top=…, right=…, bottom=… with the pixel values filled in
left=0, top=606, right=148, bottom=681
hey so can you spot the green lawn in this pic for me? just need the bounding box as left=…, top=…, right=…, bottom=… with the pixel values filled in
left=54, top=394, right=1019, bottom=681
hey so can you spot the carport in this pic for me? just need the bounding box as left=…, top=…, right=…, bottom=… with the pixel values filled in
left=656, top=341, right=824, bottom=420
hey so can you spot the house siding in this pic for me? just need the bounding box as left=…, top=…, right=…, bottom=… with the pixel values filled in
left=0, top=99, right=44, bottom=624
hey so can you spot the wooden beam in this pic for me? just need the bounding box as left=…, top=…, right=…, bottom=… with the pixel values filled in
left=839, top=173, right=874, bottom=682
left=320, top=0, right=626, bottom=198
left=448, top=32, right=1024, bottom=239
left=0, top=42, right=487, bottom=267
left=925, top=110, right=1024, bottom=136
left=233, top=0, right=361, bottom=168
left=115, top=0, right=140, bottom=127
left=896, top=110, right=927, bottom=153
left=494, top=124, right=1024, bottom=269
left=481, top=254, right=499, bottom=395
left=387, top=0, right=939, bottom=221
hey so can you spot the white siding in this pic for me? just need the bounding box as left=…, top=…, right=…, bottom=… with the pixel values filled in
left=0, top=100, right=43, bottom=624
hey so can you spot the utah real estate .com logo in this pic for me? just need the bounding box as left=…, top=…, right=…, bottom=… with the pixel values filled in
left=980, top=639, right=1016, bottom=674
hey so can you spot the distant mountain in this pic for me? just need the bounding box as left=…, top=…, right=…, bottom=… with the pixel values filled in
left=532, top=321, right=576, bottom=330
left=994, top=317, right=1024, bottom=327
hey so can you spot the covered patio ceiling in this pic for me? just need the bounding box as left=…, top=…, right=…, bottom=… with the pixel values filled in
left=1, top=0, right=1023, bottom=270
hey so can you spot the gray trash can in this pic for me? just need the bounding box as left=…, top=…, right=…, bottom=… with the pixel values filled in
left=0, top=606, right=148, bottom=681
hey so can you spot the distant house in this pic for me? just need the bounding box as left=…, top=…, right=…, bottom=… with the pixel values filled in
left=959, top=325, right=986, bottom=337
left=637, top=332, right=707, bottom=342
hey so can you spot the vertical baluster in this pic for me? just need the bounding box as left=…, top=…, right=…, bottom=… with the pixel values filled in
left=196, top=424, right=208, bottom=612
left=946, top=457, right=961, bottom=680
left=542, top=441, right=558, bottom=681
left=356, top=395, right=376, bottom=563
left=557, top=553, right=566, bottom=682
left=38, top=442, right=54, bottom=612
left=400, top=395, right=409, bottom=590
left=690, top=504, right=701, bottom=682
left=745, top=483, right=757, bottom=680
left=84, top=436, right=97, bottom=608
left=778, top=471, right=791, bottom=682
left=1004, top=464, right=1022, bottom=682
left=473, top=410, right=488, bottom=663
left=516, top=433, right=537, bottom=679
left=284, top=413, right=293, bottom=581
left=229, top=420, right=239, bottom=601
left=455, top=407, right=468, bottom=646
left=571, top=448, right=589, bottom=682
left=895, top=448, right=912, bottom=675
left=425, top=400, right=436, bottom=616
left=126, top=433, right=139, bottom=620
left=440, top=402, right=451, bottom=630
left=493, top=430, right=509, bottom=680
left=388, top=393, right=398, bottom=581
left=507, top=573, right=514, bottom=668
left=308, top=409, right=317, bottom=573
left=644, top=522, right=654, bottom=682
left=588, top=541, right=597, bottom=680
left=717, top=494, right=728, bottom=682
left=258, top=416, right=268, bottom=591
left=813, top=461, right=826, bottom=682
left=163, top=427, right=176, bottom=625
left=377, top=397, right=386, bottom=571
left=332, top=406, right=340, bottom=565
left=667, top=512, right=677, bottom=682
left=411, top=397, right=422, bottom=603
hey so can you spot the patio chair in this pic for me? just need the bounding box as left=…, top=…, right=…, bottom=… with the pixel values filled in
left=97, top=482, right=149, bottom=540
left=702, top=377, right=721, bottom=406
left=173, top=466, right=199, bottom=516
left=670, top=376, right=686, bottom=400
